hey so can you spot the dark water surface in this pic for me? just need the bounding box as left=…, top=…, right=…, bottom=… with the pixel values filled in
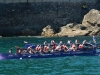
left=0, top=36, right=100, bottom=75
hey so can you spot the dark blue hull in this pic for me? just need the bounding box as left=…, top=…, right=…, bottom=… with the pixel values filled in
left=0, top=51, right=100, bottom=60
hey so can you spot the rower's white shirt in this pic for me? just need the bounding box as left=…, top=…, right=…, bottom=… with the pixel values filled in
left=18, top=50, right=21, bottom=53
left=9, top=50, right=11, bottom=53
left=67, top=40, right=71, bottom=44
left=55, top=45, right=61, bottom=50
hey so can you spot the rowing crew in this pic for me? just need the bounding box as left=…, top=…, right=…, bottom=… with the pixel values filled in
left=13, top=39, right=95, bottom=55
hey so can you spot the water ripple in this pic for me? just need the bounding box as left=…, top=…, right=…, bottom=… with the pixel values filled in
left=0, top=37, right=100, bottom=75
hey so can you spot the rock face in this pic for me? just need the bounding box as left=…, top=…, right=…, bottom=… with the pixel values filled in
left=82, top=9, right=100, bottom=35
left=40, top=9, right=100, bottom=37
left=56, top=9, right=100, bottom=37
left=82, top=9, right=100, bottom=27
left=41, top=25, right=55, bottom=36
left=56, top=23, right=90, bottom=37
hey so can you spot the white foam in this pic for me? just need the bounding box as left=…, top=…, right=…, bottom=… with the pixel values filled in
left=20, top=57, right=22, bottom=60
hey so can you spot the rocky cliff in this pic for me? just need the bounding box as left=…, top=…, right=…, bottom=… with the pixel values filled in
left=0, top=2, right=100, bottom=37
left=41, top=9, right=100, bottom=37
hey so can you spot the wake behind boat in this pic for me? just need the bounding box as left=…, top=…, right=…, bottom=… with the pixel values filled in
left=0, top=36, right=100, bottom=60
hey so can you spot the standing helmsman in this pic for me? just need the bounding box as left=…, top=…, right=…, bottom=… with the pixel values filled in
left=93, top=36, right=96, bottom=44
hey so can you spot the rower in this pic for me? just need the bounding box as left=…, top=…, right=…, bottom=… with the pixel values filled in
left=44, top=41, right=47, bottom=46
left=27, top=46, right=32, bottom=51
left=67, top=40, right=72, bottom=46
left=55, top=45, right=61, bottom=51
left=51, top=40, right=56, bottom=46
left=71, top=44, right=76, bottom=51
left=35, top=45, right=41, bottom=53
left=9, top=48, right=12, bottom=54
left=75, top=39, right=80, bottom=46
left=79, top=43, right=83, bottom=49
left=82, top=40, right=87, bottom=44
left=44, top=45, right=50, bottom=53
left=51, top=40, right=57, bottom=50
left=59, top=41, right=63, bottom=46
left=61, top=44, right=69, bottom=52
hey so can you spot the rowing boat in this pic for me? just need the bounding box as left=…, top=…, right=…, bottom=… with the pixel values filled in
left=0, top=36, right=100, bottom=60
left=0, top=47, right=100, bottom=60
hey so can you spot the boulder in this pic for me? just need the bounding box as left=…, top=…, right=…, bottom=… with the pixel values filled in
left=82, top=9, right=100, bottom=36
left=41, top=9, right=100, bottom=37
left=21, top=28, right=37, bottom=36
left=56, top=23, right=90, bottom=37
left=82, top=9, right=100, bottom=27
left=41, top=25, right=55, bottom=36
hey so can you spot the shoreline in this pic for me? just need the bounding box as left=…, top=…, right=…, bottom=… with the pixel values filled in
left=0, top=35, right=96, bottom=38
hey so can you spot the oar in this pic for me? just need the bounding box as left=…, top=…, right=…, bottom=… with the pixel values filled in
left=15, top=46, right=21, bottom=49
left=24, top=41, right=36, bottom=44
left=24, top=41, right=28, bottom=44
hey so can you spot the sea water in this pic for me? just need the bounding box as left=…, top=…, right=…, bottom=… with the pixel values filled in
left=0, top=36, right=100, bottom=75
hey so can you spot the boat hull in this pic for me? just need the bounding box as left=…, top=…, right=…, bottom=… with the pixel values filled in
left=0, top=52, right=100, bottom=60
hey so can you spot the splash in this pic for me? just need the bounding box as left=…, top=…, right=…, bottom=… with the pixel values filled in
left=0, top=54, right=5, bottom=60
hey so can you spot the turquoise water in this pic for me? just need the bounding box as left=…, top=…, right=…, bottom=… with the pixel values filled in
left=0, top=36, right=100, bottom=75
